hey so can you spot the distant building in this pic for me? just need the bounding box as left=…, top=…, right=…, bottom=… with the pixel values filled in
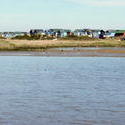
left=2, top=32, right=26, bottom=38
left=105, top=30, right=115, bottom=38
left=46, top=29, right=62, bottom=37
left=74, top=29, right=86, bottom=36
left=114, top=30, right=125, bottom=37
left=29, top=29, right=45, bottom=36
left=61, top=29, right=71, bottom=37
left=99, top=30, right=105, bottom=39
left=91, top=30, right=100, bottom=38
left=74, top=29, right=101, bottom=38
left=47, top=29, right=71, bottom=37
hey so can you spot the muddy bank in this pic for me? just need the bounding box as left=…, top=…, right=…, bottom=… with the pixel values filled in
left=0, top=47, right=125, bottom=57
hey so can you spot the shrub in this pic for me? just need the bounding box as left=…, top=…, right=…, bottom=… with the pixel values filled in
left=12, top=34, right=55, bottom=40
left=0, top=36, right=6, bottom=39
left=60, top=35, right=97, bottom=41
left=121, top=37, right=125, bottom=41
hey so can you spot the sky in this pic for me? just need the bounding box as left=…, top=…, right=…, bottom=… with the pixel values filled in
left=0, top=0, right=125, bottom=31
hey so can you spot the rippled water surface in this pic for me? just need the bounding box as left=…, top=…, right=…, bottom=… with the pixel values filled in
left=0, top=57, right=125, bottom=125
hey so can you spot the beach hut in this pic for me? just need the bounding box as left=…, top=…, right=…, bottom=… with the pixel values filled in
left=47, top=29, right=63, bottom=37
left=114, top=30, right=125, bottom=37
left=29, top=29, right=45, bottom=36
left=74, top=29, right=89, bottom=36
left=91, top=30, right=100, bottom=38
left=105, top=30, right=115, bottom=38
left=61, top=29, right=71, bottom=37
left=47, top=29, right=72, bottom=38
left=3, top=32, right=27, bottom=38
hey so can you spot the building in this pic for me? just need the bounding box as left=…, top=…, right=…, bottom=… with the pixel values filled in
left=114, top=30, right=125, bottom=37
left=105, top=30, right=115, bottom=38
left=29, top=29, right=45, bottom=36
left=2, top=32, right=26, bottom=38
left=91, top=30, right=100, bottom=38
left=47, top=29, right=71, bottom=37
left=61, top=29, right=71, bottom=37
left=74, top=29, right=85, bottom=36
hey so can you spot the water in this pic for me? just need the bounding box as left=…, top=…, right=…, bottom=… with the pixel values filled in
left=51, top=47, right=125, bottom=51
left=0, top=47, right=125, bottom=57
left=0, top=57, right=125, bottom=125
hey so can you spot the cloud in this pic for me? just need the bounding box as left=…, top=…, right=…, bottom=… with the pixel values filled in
left=66, top=0, right=125, bottom=7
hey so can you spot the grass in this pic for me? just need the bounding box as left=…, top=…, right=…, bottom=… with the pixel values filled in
left=59, top=35, right=97, bottom=41
left=0, top=39, right=125, bottom=51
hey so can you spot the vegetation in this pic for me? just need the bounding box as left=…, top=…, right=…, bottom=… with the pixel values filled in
left=0, top=39, right=125, bottom=51
left=0, top=35, right=6, bottom=39
left=59, top=35, right=97, bottom=41
left=11, top=34, right=100, bottom=41
left=121, top=37, right=125, bottom=41
left=12, top=34, right=55, bottom=40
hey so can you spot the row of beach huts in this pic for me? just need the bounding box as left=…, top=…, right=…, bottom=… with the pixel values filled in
left=1, top=29, right=125, bottom=39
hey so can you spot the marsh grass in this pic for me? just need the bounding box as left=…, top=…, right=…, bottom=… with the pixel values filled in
left=0, top=39, right=125, bottom=51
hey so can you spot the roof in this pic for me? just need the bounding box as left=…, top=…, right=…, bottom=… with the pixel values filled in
left=114, top=30, right=125, bottom=33
left=63, top=29, right=71, bottom=32
left=49, top=29, right=63, bottom=32
left=74, top=29, right=84, bottom=32
left=48, top=29, right=71, bottom=33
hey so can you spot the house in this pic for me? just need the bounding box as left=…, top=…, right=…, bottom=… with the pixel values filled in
left=105, top=30, right=115, bottom=38
left=61, top=29, right=71, bottom=37
left=47, top=29, right=71, bottom=38
left=91, top=30, right=100, bottom=38
left=114, top=30, right=125, bottom=37
left=1, top=32, right=27, bottom=38
left=29, top=29, right=45, bottom=36
left=2, top=32, right=13, bottom=38
left=47, top=29, right=63, bottom=37
left=98, top=30, right=105, bottom=39
left=84, top=29, right=94, bottom=37
left=74, top=29, right=85, bottom=36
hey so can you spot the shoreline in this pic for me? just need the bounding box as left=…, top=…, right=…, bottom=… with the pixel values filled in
left=0, top=47, right=125, bottom=57
left=0, top=39, right=125, bottom=57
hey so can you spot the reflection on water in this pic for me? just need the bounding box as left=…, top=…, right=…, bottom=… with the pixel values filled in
left=51, top=47, right=125, bottom=51
left=0, top=57, right=125, bottom=125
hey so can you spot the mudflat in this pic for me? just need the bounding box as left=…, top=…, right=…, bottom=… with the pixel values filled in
left=0, top=47, right=125, bottom=57
left=0, top=39, right=125, bottom=57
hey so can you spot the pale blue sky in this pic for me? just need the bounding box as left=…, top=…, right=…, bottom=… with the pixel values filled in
left=0, top=0, right=125, bottom=31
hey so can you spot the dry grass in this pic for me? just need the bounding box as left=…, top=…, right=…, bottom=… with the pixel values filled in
left=0, top=39, right=125, bottom=51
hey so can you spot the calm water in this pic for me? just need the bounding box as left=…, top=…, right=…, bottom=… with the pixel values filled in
left=52, top=47, right=125, bottom=51
left=0, top=57, right=125, bottom=125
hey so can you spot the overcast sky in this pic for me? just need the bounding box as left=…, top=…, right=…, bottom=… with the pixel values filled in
left=0, top=0, right=125, bottom=31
